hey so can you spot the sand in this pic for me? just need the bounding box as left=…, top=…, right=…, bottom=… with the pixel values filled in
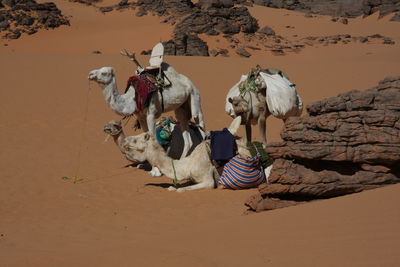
left=1, top=1, right=400, bottom=266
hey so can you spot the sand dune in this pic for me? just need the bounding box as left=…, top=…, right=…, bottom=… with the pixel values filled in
left=1, top=1, right=400, bottom=266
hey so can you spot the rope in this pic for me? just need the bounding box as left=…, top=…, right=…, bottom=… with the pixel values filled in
left=73, top=82, right=91, bottom=183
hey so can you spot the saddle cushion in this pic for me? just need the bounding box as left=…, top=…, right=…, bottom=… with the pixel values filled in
left=126, top=73, right=158, bottom=112
left=219, top=155, right=265, bottom=190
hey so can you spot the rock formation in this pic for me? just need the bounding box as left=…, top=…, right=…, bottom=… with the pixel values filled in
left=136, top=0, right=259, bottom=56
left=251, top=0, right=400, bottom=21
left=246, top=75, right=400, bottom=212
left=0, top=0, right=69, bottom=39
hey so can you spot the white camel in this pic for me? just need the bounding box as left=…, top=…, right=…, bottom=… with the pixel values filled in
left=88, top=63, right=205, bottom=160
left=225, top=69, right=303, bottom=146
left=122, top=117, right=258, bottom=192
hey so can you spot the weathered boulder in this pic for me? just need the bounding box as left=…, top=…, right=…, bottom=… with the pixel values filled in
left=175, top=6, right=259, bottom=35
left=142, top=33, right=209, bottom=56
left=246, top=75, right=400, bottom=212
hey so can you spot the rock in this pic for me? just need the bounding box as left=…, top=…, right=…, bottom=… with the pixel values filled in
left=258, top=25, right=275, bottom=36
left=252, top=0, right=400, bottom=20
left=236, top=46, right=251, bottom=57
left=92, top=50, right=102, bottom=54
left=246, top=75, right=400, bottom=212
left=359, top=36, right=368, bottom=43
left=209, top=49, right=219, bottom=57
left=118, top=0, right=128, bottom=6
left=184, top=33, right=209, bottom=56
left=100, top=7, right=113, bottom=13
left=198, top=0, right=234, bottom=9
left=391, top=12, right=400, bottom=21
left=340, top=18, right=348, bottom=24
left=1, top=0, right=69, bottom=39
left=383, top=38, right=395, bottom=45
left=175, top=6, right=259, bottom=36
left=0, top=21, right=9, bottom=30
left=146, top=34, right=209, bottom=56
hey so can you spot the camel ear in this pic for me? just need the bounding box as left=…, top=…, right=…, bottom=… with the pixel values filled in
left=144, top=132, right=150, bottom=141
left=228, top=116, right=241, bottom=135
left=110, top=67, right=115, bottom=75
left=228, top=97, right=233, bottom=104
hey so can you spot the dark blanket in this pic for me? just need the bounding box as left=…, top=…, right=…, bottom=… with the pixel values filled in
left=125, top=74, right=157, bottom=112
left=167, top=124, right=204, bottom=160
left=210, top=128, right=236, bottom=161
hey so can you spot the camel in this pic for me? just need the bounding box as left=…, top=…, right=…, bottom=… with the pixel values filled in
left=122, top=116, right=263, bottom=192
left=103, top=119, right=204, bottom=177
left=225, top=69, right=303, bottom=146
left=88, top=62, right=205, bottom=159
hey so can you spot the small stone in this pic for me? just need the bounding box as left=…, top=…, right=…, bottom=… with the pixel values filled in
left=236, top=46, right=251, bottom=58
left=258, top=26, right=275, bottom=36
left=92, top=50, right=102, bottom=54
left=209, top=49, right=219, bottom=57
left=340, top=18, right=348, bottom=24
left=383, top=39, right=395, bottom=45
left=100, top=7, right=113, bottom=13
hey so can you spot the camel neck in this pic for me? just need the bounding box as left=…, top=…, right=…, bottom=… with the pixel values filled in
left=112, top=131, right=126, bottom=152
left=103, top=77, right=119, bottom=106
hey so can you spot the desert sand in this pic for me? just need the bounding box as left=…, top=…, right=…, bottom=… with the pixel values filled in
left=1, top=1, right=400, bottom=266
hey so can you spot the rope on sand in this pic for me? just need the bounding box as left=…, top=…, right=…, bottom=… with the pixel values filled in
left=72, top=82, right=91, bottom=183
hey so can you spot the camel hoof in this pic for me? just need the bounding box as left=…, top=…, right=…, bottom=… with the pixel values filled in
left=176, top=188, right=186, bottom=193
left=168, top=186, right=177, bottom=191
left=149, top=167, right=162, bottom=177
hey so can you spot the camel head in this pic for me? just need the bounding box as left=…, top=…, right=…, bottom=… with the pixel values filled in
left=228, top=96, right=249, bottom=124
left=88, top=67, right=115, bottom=85
left=122, top=132, right=154, bottom=163
left=103, top=120, right=122, bottom=136
left=254, top=74, right=266, bottom=89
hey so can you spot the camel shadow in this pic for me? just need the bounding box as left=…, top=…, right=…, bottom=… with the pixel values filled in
left=145, top=181, right=194, bottom=189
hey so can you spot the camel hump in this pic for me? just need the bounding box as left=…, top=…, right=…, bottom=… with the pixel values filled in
left=149, top=42, right=164, bottom=68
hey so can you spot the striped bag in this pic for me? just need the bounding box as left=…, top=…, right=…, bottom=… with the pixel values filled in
left=219, top=155, right=265, bottom=190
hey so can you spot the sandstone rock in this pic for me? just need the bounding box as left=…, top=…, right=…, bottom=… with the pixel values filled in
left=258, top=25, right=275, bottom=35
left=144, top=34, right=209, bottom=56
left=246, top=75, right=400, bottom=212
left=99, top=6, right=113, bottom=12
left=1, top=0, right=69, bottom=39
left=198, top=0, right=234, bottom=9
left=252, top=0, right=400, bottom=20
left=391, top=11, right=400, bottom=21
left=236, top=46, right=251, bottom=57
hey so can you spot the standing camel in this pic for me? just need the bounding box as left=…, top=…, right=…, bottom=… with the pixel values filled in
left=225, top=68, right=303, bottom=146
left=88, top=62, right=205, bottom=159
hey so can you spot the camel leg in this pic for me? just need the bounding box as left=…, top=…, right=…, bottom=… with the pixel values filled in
left=176, top=179, right=215, bottom=192
left=258, top=115, right=267, bottom=147
left=175, top=107, right=193, bottom=158
left=145, top=113, right=163, bottom=176
left=138, top=117, right=149, bottom=132
left=244, top=122, right=252, bottom=145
